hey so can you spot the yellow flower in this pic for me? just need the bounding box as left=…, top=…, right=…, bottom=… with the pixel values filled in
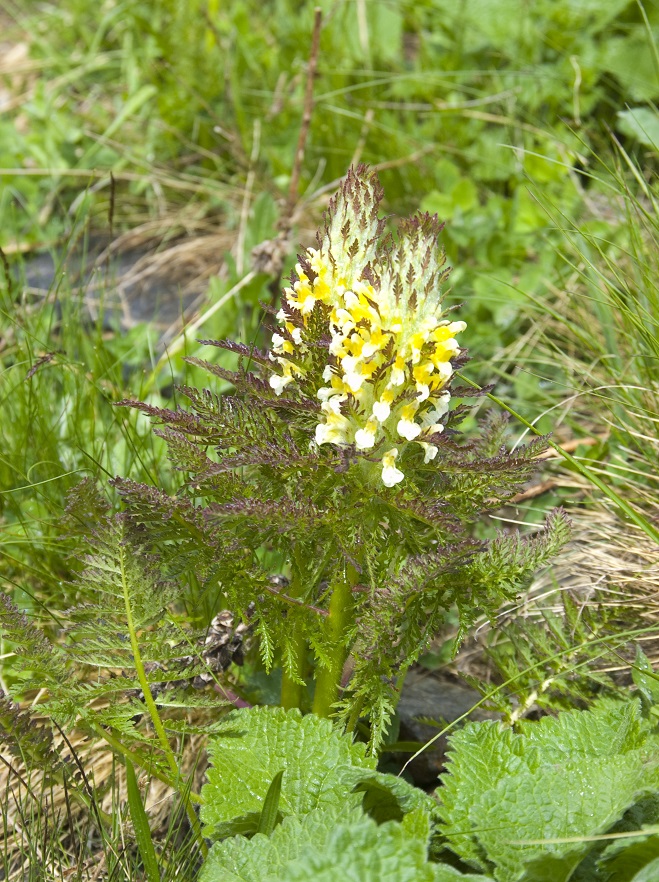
left=268, top=167, right=466, bottom=486
left=382, top=448, right=405, bottom=487
left=397, top=402, right=421, bottom=441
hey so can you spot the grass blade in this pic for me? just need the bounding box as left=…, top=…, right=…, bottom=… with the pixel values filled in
left=257, top=769, right=284, bottom=836
left=456, top=371, right=659, bottom=546
left=125, top=758, right=161, bottom=882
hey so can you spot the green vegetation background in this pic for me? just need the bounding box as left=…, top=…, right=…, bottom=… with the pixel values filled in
left=1, top=0, right=657, bottom=718
left=1, top=1, right=659, bottom=878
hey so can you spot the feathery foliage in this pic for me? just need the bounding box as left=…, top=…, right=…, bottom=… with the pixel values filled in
left=1, top=480, right=228, bottom=802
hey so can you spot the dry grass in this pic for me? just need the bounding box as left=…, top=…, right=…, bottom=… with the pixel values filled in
left=1, top=722, right=207, bottom=878
left=449, top=506, right=659, bottom=701
left=516, top=508, right=659, bottom=667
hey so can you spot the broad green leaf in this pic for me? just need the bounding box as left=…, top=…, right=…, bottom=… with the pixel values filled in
left=421, top=178, right=477, bottom=220
left=437, top=701, right=659, bottom=882
left=202, top=807, right=446, bottom=882
left=602, top=36, right=659, bottom=102
left=278, top=810, right=443, bottom=882
left=431, top=0, right=538, bottom=54
left=631, top=857, right=659, bottom=882
left=338, top=766, right=437, bottom=823
left=369, top=3, right=403, bottom=64
left=632, top=648, right=659, bottom=707
left=200, top=707, right=376, bottom=835
left=593, top=795, right=659, bottom=882
left=597, top=834, right=659, bottom=882
left=200, top=806, right=361, bottom=882
left=433, top=868, right=494, bottom=882
left=547, top=0, right=632, bottom=34
left=617, top=109, right=659, bottom=150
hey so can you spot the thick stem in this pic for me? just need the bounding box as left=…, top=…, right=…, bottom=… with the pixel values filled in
left=280, top=627, right=308, bottom=710
left=280, top=566, right=308, bottom=710
left=312, top=563, right=359, bottom=718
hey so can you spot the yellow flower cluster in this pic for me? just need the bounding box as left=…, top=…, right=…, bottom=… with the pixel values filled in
left=269, top=169, right=465, bottom=488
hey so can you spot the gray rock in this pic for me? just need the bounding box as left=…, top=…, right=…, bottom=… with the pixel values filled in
left=15, top=238, right=209, bottom=332
left=394, top=668, right=498, bottom=788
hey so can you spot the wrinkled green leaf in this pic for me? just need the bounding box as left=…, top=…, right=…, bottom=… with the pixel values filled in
left=201, top=807, right=444, bottom=882
left=200, top=707, right=376, bottom=836
left=437, top=700, right=659, bottom=882
left=338, top=766, right=437, bottom=823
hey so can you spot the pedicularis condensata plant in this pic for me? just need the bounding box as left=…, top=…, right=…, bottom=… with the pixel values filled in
left=117, top=166, right=569, bottom=748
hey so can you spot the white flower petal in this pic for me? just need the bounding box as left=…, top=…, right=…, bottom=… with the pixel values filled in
left=329, top=334, right=345, bottom=356
left=420, top=392, right=451, bottom=427
left=382, top=463, right=405, bottom=487
left=315, top=423, right=331, bottom=445
left=448, top=320, right=467, bottom=334
left=397, top=418, right=421, bottom=441
left=344, top=371, right=365, bottom=393
left=372, top=400, right=391, bottom=422
left=435, top=362, right=454, bottom=382
left=269, top=374, right=292, bottom=395
left=355, top=427, right=376, bottom=449
left=419, top=442, right=438, bottom=463
left=322, top=395, right=345, bottom=415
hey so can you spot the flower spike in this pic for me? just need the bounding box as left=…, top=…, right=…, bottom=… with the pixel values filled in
left=269, top=167, right=466, bottom=486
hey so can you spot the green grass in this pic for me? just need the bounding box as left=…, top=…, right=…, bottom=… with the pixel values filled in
left=1, top=742, right=203, bottom=880
left=0, top=261, right=168, bottom=609
left=510, top=140, right=659, bottom=523
left=3, top=0, right=658, bottom=381
left=2, top=0, right=659, bottom=877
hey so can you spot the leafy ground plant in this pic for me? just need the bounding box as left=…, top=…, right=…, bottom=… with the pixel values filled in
left=4, top=169, right=655, bottom=881
left=197, top=695, right=659, bottom=881
left=114, top=165, right=570, bottom=748
left=198, top=705, right=469, bottom=882
left=436, top=695, right=659, bottom=882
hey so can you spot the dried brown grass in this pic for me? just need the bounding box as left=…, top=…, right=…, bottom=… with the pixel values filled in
left=1, top=721, right=207, bottom=876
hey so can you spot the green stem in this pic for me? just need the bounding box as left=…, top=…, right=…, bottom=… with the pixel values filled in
left=345, top=696, right=364, bottom=734
left=280, top=627, right=308, bottom=711
left=312, top=563, right=359, bottom=718
left=119, top=550, right=207, bottom=857
left=280, top=564, right=308, bottom=710
left=92, top=724, right=202, bottom=804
